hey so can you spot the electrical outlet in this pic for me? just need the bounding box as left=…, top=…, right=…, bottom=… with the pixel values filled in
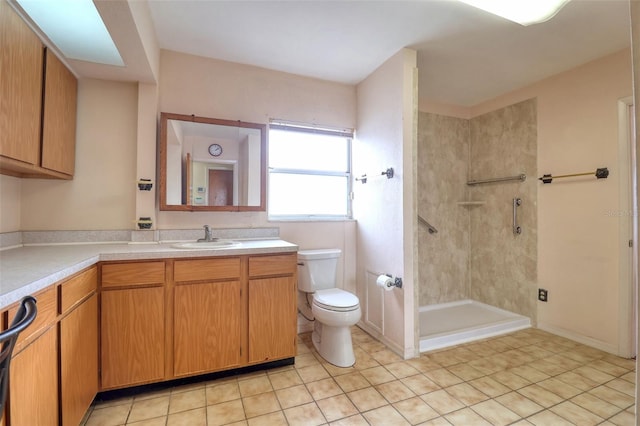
left=538, top=289, right=548, bottom=302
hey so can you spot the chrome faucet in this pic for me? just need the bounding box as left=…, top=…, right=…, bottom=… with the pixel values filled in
left=197, top=225, right=216, bottom=242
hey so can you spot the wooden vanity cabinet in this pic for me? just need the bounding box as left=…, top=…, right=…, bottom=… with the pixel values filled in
left=0, top=0, right=78, bottom=179
left=100, top=262, right=166, bottom=390
left=248, top=254, right=297, bottom=363
left=173, top=258, right=243, bottom=377
left=59, top=267, right=98, bottom=426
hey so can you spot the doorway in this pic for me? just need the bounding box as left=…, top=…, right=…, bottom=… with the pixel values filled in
left=208, top=169, right=233, bottom=206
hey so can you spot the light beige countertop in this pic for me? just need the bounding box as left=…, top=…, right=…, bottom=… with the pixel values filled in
left=0, top=239, right=297, bottom=310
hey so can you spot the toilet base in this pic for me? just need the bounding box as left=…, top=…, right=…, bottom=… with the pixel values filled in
left=312, top=321, right=356, bottom=368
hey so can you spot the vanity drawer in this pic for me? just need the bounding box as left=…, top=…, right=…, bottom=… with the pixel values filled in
left=249, top=254, right=297, bottom=278
left=174, top=258, right=241, bottom=283
left=59, top=266, right=97, bottom=314
left=101, top=261, right=166, bottom=289
left=8, top=285, right=56, bottom=351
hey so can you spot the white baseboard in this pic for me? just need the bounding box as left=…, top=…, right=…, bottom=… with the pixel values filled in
left=537, top=322, right=619, bottom=356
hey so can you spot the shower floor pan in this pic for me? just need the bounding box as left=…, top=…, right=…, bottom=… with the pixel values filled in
left=419, top=299, right=530, bottom=353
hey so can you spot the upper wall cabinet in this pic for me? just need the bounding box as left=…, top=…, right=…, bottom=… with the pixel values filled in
left=0, top=0, right=78, bottom=179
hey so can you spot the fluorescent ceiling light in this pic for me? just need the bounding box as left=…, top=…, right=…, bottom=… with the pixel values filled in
left=458, top=0, right=571, bottom=26
left=16, top=0, right=124, bottom=66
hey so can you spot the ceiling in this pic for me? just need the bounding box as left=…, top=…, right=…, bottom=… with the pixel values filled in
left=32, top=0, right=635, bottom=107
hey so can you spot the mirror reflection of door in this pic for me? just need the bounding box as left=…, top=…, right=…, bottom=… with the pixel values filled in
left=209, top=169, right=233, bottom=206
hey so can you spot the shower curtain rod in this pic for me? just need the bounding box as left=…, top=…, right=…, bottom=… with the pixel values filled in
left=467, top=174, right=526, bottom=186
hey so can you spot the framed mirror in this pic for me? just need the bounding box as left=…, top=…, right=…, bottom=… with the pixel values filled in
left=159, top=112, right=266, bottom=211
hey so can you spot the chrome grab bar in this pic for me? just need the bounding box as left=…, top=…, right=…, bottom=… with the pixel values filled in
left=513, top=198, right=522, bottom=235
left=418, top=215, right=438, bottom=234
left=467, top=174, right=526, bottom=186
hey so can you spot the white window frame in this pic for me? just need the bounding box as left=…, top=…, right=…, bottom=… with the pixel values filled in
left=268, top=121, right=353, bottom=221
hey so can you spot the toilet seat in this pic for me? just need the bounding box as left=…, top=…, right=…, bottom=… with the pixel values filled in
left=313, top=288, right=359, bottom=312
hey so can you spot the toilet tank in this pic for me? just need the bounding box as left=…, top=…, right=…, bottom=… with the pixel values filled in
left=297, top=249, right=341, bottom=292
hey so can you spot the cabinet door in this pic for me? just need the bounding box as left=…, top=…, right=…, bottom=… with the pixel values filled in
left=101, top=287, right=165, bottom=389
left=41, top=48, right=77, bottom=176
left=248, top=276, right=297, bottom=363
left=0, top=0, right=43, bottom=166
left=9, top=326, right=58, bottom=426
left=174, top=281, right=241, bottom=376
left=60, top=294, right=98, bottom=426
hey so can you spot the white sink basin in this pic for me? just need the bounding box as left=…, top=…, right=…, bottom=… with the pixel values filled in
left=172, top=240, right=240, bottom=249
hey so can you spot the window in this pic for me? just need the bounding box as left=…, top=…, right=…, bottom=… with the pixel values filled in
left=268, top=122, right=352, bottom=220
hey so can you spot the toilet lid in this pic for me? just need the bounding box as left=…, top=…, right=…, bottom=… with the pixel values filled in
left=313, top=289, right=359, bottom=311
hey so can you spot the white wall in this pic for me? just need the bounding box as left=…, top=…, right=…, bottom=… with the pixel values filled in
left=354, top=49, right=418, bottom=358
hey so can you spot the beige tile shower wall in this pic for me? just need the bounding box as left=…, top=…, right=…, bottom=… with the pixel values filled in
left=468, top=99, right=537, bottom=322
left=417, top=112, right=470, bottom=306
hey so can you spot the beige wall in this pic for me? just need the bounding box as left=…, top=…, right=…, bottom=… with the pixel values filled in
left=21, top=79, right=139, bottom=230
left=0, top=175, right=21, bottom=232
left=354, top=48, right=418, bottom=358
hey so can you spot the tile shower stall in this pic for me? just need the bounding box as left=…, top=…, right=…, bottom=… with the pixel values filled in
left=418, top=99, right=538, bottom=351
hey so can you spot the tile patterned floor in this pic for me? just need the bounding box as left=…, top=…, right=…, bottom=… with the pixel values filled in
left=83, top=327, right=636, bottom=425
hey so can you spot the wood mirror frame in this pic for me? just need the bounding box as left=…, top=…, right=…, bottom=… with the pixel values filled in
left=159, top=112, right=267, bottom=211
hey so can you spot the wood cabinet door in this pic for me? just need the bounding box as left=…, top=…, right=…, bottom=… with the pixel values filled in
left=101, top=287, right=165, bottom=389
left=60, top=294, right=98, bottom=426
left=248, top=276, right=297, bottom=363
left=173, top=281, right=242, bottom=376
left=41, top=48, right=77, bottom=176
left=0, top=0, right=43, bottom=166
left=9, top=326, right=58, bottom=426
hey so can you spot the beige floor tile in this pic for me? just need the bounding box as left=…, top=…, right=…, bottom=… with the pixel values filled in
left=402, top=374, right=441, bottom=395
left=605, top=378, right=636, bottom=397
left=516, top=384, right=564, bottom=408
left=602, top=355, right=637, bottom=371
left=495, top=391, right=543, bottom=418
left=329, top=413, right=369, bottom=426
left=238, top=376, right=273, bottom=397
left=295, top=352, right=321, bottom=368
left=93, top=396, right=134, bottom=410
left=417, top=417, right=456, bottom=426
left=510, top=421, right=535, bottom=426
left=242, top=391, right=281, bottom=418
left=527, top=409, right=574, bottom=426
left=128, top=396, right=170, bottom=423
left=620, top=371, right=635, bottom=384
left=545, top=354, right=583, bottom=370
left=360, top=365, right=396, bottom=385
left=423, top=368, right=464, bottom=387
left=283, top=402, right=326, bottom=426
left=571, top=392, right=623, bottom=419
left=444, top=407, right=491, bottom=425
left=386, top=361, right=421, bottom=379
left=468, top=376, right=511, bottom=398
left=554, top=371, right=599, bottom=391
left=296, top=364, right=330, bottom=383
left=550, top=401, right=604, bottom=426
left=420, top=389, right=465, bottom=415
left=464, top=342, right=498, bottom=357
left=467, top=358, right=506, bottom=375
left=347, top=387, right=388, bottom=412
left=171, top=381, right=206, bottom=395
left=206, top=399, right=246, bottom=426
left=357, top=340, right=387, bottom=353
left=393, top=396, right=440, bottom=424
left=85, top=404, right=131, bottom=426
left=206, top=381, right=241, bottom=405
left=316, top=394, right=359, bottom=422
left=471, top=399, right=520, bottom=426
left=589, top=359, right=632, bottom=377
left=362, top=405, right=410, bottom=425
left=589, top=385, right=636, bottom=409
left=323, top=362, right=355, bottom=377
left=127, top=416, right=167, bottom=426
left=274, top=384, right=314, bottom=409
left=169, top=388, right=206, bottom=414
left=375, top=380, right=416, bottom=403
left=536, top=377, right=582, bottom=399
left=246, top=411, right=288, bottom=426
left=444, top=383, right=488, bottom=406
left=306, top=377, right=343, bottom=400
left=528, top=359, right=569, bottom=376
left=407, top=357, right=442, bottom=373
left=334, top=371, right=371, bottom=392
left=166, top=407, right=207, bottom=426
left=134, top=389, right=171, bottom=402
left=370, top=349, right=403, bottom=365
left=446, top=364, right=485, bottom=381
left=508, top=365, right=550, bottom=383
left=517, top=345, right=555, bottom=360
left=608, top=409, right=636, bottom=426
left=573, top=366, right=616, bottom=384
left=352, top=354, right=380, bottom=370
left=428, top=350, right=466, bottom=367
left=490, top=370, right=531, bottom=390
left=268, top=369, right=303, bottom=390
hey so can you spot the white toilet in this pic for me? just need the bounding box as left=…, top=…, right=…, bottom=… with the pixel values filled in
left=297, top=249, right=361, bottom=367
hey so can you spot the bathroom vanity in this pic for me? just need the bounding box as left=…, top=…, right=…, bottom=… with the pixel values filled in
left=0, top=239, right=297, bottom=426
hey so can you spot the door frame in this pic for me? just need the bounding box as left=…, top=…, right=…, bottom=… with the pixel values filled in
left=617, top=96, right=636, bottom=358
